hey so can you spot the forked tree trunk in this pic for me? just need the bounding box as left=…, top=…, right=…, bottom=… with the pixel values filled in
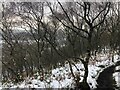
left=80, top=56, right=90, bottom=90
left=79, top=36, right=92, bottom=90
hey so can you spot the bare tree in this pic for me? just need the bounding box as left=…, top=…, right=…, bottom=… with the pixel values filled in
left=47, top=1, right=111, bottom=89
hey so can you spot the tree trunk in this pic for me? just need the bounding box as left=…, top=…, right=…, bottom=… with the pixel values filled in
left=80, top=60, right=90, bottom=90
left=79, top=31, right=93, bottom=90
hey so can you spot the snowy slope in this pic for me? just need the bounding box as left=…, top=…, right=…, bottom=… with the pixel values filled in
left=1, top=54, right=120, bottom=89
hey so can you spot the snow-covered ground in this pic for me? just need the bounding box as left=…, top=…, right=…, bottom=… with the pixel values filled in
left=113, top=64, right=120, bottom=88
left=1, top=54, right=120, bottom=89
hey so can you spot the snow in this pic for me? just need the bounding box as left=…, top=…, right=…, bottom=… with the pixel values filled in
left=1, top=54, right=120, bottom=89
left=113, top=72, right=120, bottom=88
left=50, top=80, right=60, bottom=88
left=87, top=75, right=97, bottom=88
left=113, top=64, right=120, bottom=87
left=0, top=83, right=2, bottom=90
